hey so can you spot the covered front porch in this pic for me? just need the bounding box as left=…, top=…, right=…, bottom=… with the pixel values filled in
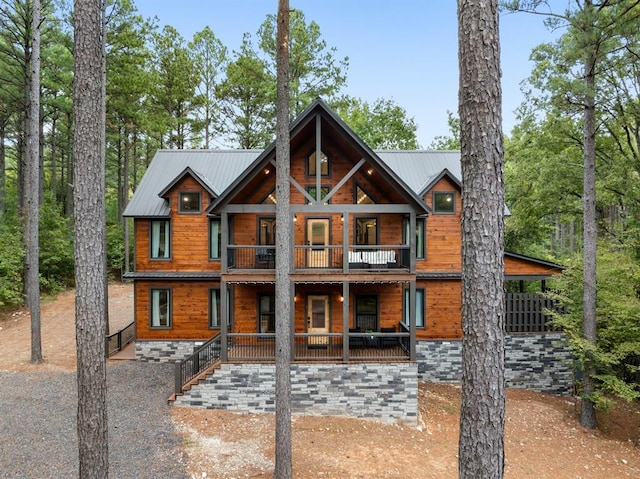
left=217, top=279, right=418, bottom=364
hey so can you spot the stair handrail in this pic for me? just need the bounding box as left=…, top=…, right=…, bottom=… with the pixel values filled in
left=105, top=320, right=136, bottom=357
left=175, top=333, right=222, bottom=394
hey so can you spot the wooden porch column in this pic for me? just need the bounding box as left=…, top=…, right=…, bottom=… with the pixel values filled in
left=409, top=212, right=416, bottom=273
left=290, top=281, right=295, bottom=361
left=342, top=281, right=350, bottom=361
left=342, top=211, right=349, bottom=273
left=220, top=280, right=228, bottom=362
left=409, top=279, right=416, bottom=361
left=220, top=212, right=228, bottom=273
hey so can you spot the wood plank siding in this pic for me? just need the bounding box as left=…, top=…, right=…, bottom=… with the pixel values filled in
left=421, top=176, right=462, bottom=272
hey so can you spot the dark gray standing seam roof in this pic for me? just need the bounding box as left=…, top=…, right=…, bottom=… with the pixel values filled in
left=375, top=150, right=462, bottom=196
left=123, top=150, right=260, bottom=217
left=123, top=148, right=463, bottom=217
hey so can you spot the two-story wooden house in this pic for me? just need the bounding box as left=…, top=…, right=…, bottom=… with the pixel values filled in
left=123, top=99, right=570, bottom=423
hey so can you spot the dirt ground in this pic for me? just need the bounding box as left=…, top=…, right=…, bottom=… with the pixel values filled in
left=1, top=283, right=639, bottom=478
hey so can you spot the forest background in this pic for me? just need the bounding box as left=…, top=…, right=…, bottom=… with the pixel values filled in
left=0, top=0, right=638, bottom=405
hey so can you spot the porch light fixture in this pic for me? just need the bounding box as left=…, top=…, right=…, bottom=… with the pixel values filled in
left=264, top=168, right=270, bottom=175
left=367, top=168, right=374, bottom=175
left=339, top=295, right=344, bottom=302
left=293, top=215, right=297, bottom=222
left=340, top=214, right=344, bottom=222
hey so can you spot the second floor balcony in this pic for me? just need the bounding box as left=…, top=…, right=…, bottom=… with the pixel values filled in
left=225, top=244, right=411, bottom=273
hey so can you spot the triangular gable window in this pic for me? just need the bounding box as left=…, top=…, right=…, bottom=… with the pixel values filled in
left=261, top=188, right=277, bottom=204
left=355, top=184, right=376, bottom=205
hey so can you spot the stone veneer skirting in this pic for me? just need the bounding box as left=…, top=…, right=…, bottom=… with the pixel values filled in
left=137, top=332, right=573, bottom=422
left=136, top=340, right=203, bottom=363
left=416, top=333, right=574, bottom=395
left=173, top=362, right=418, bottom=425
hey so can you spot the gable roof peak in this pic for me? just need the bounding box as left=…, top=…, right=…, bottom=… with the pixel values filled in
left=158, top=166, right=219, bottom=199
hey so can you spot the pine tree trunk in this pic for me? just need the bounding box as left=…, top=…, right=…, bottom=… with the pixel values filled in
left=0, top=119, right=5, bottom=220
left=73, top=0, right=109, bottom=476
left=26, top=0, right=42, bottom=364
left=580, top=8, right=598, bottom=428
left=457, top=0, right=506, bottom=477
left=274, top=1, right=292, bottom=477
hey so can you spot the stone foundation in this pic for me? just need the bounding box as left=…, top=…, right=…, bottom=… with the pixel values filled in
left=136, top=340, right=202, bottom=363
left=174, top=362, right=418, bottom=425
left=416, top=333, right=573, bottom=395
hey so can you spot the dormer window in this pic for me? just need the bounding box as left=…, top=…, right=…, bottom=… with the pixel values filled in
left=179, top=191, right=201, bottom=213
left=433, top=192, right=455, bottom=213
left=307, top=150, right=329, bottom=177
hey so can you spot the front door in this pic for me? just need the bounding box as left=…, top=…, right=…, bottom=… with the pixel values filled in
left=307, top=218, right=329, bottom=268
left=307, top=295, right=329, bottom=346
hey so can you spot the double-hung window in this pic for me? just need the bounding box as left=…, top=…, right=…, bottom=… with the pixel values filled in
left=209, top=288, right=221, bottom=328
left=150, top=220, right=170, bottom=259
left=258, top=294, right=276, bottom=334
left=405, top=218, right=426, bottom=260
left=404, top=288, right=425, bottom=328
left=150, top=288, right=171, bottom=328
left=209, top=219, right=221, bottom=259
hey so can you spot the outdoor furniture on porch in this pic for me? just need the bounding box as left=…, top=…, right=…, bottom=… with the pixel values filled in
left=256, top=247, right=275, bottom=268
left=349, top=327, right=365, bottom=349
left=379, top=326, right=397, bottom=348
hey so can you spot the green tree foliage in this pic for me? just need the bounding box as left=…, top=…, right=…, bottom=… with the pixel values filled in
left=504, top=112, right=583, bottom=256
left=0, top=220, right=24, bottom=306
left=333, top=96, right=420, bottom=149
left=258, top=9, right=348, bottom=116
left=216, top=35, right=274, bottom=149
left=148, top=25, right=200, bottom=148
left=38, top=194, right=74, bottom=292
left=550, top=245, right=640, bottom=404
left=429, top=111, right=461, bottom=150
left=189, top=26, right=227, bottom=149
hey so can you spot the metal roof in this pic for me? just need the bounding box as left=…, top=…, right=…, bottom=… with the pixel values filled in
left=123, top=150, right=259, bottom=217
left=123, top=148, right=463, bottom=217
left=375, top=150, right=461, bottom=195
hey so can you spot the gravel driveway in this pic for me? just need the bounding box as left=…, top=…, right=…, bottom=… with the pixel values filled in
left=0, top=361, right=189, bottom=479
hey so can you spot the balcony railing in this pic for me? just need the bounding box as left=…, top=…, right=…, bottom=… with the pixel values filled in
left=226, top=245, right=410, bottom=271
left=224, top=332, right=410, bottom=362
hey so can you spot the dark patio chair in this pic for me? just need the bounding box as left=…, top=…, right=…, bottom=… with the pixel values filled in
left=379, top=326, right=397, bottom=348
left=349, top=327, right=364, bottom=349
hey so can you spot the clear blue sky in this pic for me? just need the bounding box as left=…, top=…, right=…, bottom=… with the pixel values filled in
left=133, top=0, right=560, bottom=148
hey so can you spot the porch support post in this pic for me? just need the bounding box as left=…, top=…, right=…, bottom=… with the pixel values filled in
left=342, top=211, right=349, bottom=273
left=290, top=281, right=295, bottom=361
left=342, top=281, right=350, bottom=361
left=221, top=212, right=228, bottom=273
left=316, top=114, right=321, bottom=200
left=220, top=280, right=228, bottom=362
left=409, top=279, right=416, bottom=361
left=290, top=214, right=296, bottom=272
left=409, top=212, right=416, bottom=273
